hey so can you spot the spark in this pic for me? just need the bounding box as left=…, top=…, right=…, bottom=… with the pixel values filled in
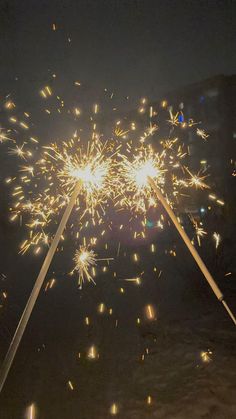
left=213, top=232, right=221, bottom=249
left=190, top=217, right=207, bottom=246
left=4, top=100, right=15, bottom=110
left=150, top=243, right=155, bottom=252
left=186, top=168, right=209, bottom=190
left=147, top=395, right=152, bottom=405
left=120, top=276, right=141, bottom=285
left=216, top=199, right=224, bottom=206
left=84, top=316, right=90, bottom=325
left=9, top=144, right=27, bottom=160
left=71, top=246, right=97, bottom=286
left=200, top=349, right=212, bottom=363
left=197, top=128, right=209, bottom=140
left=87, top=345, right=98, bottom=360
left=26, top=403, right=36, bottom=419
left=145, top=304, right=156, bottom=320
left=0, top=129, right=12, bottom=143
left=110, top=403, right=118, bottom=415
left=98, top=303, right=105, bottom=313
left=114, top=127, right=130, bottom=137
left=68, top=380, right=74, bottom=390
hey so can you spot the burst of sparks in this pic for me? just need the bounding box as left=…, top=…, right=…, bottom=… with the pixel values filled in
left=1, top=83, right=217, bottom=252
left=117, top=145, right=165, bottom=213
left=200, top=349, right=212, bottom=363
left=197, top=128, right=209, bottom=140
left=185, top=168, right=209, bottom=190
left=0, top=129, right=12, bottom=143
left=190, top=217, right=207, bottom=246
left=10, top=139, right=115, bottom=254
left=71, top=246, right=97, bottom=286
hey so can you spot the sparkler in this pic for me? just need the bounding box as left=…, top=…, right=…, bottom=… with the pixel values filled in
left=1, top=83, right=235, bottom=402
left=119, top=144, right=236, bottom=325
left=148, top=176, right=236, bottom=326
left=10, top=138, right=115, bottom=254
left=0, top=140, right=113, bottom=392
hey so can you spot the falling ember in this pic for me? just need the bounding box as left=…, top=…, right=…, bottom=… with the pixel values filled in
left=147, top=395, right=152, bottom=405
left=87, top=345, right=98, bottom=360
left=85, top=316, right=90, bottom=325
left=98, top=303, right=105, bottom=314
left=196, top=128, right=209, bottom=140
left=145, top=304, right=156, bottom=320
left=0, top=129, right=12, bottom=143
left=68, top=380, right=74, bottom=390
left=25, top=403, right=36, bottom=419
left=161, top=100, right=167, bottom=108
left=150, top=243, right=155, bottom=253
left=216, top=199, right=224, bottom=206
left=110, top=403, right=118, bottom=415
left=200, top=350, right=212, bottom=363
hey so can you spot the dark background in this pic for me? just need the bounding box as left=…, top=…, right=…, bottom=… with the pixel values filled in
left=0, top=0, right=235, bottom=102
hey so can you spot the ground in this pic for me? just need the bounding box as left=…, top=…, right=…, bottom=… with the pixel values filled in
left=0, top=227, right=235, bottom=418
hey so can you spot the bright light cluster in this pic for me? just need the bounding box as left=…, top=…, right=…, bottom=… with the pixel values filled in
left=71, top=246, right=97, bottom=286
left=9, top=138, right=115, bottom=254
left=1, top=84, right=216, bottom=262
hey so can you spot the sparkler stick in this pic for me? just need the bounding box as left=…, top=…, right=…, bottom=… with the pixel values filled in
left=148, top=176, right=236, bottom=326
left=0, top=181, right=82, bottom=393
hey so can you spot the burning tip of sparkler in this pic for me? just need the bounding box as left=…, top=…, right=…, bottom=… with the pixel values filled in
left=68, top=163, right=107, bottom=190
left=134, top=160, right=159, bottom=188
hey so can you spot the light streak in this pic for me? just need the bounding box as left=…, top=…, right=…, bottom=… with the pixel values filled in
left=110, top=403, right=118, bottom=415
left=213, top=232, right=221, bottom=249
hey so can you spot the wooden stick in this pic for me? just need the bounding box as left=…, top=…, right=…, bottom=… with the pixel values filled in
left=0, top=182, right=82, bottom=393
left=148, top=176, right=236, bottom=326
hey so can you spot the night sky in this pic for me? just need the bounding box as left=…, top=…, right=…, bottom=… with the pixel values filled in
left=0, top=0, right=235, bottom=103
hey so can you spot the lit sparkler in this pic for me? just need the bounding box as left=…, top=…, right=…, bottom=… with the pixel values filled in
left=0, top=137, right=115, bottom=393
left=10, top=138, right=115, bottom=254
left=117, top=144, right=166, bottom=214
left=117, top=140, right=236, bottom=326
